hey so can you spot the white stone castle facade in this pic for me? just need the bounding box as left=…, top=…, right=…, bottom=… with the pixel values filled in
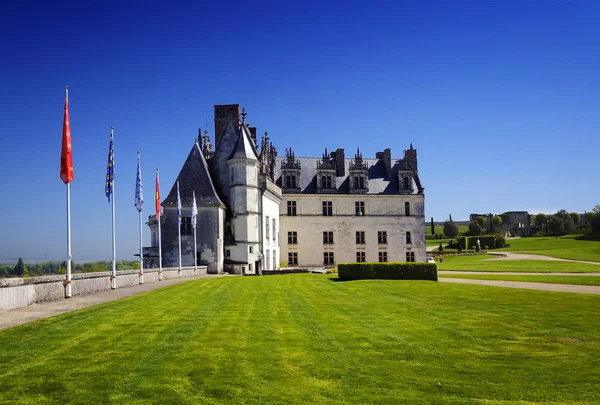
left=144, top=104, right=425, bottom=273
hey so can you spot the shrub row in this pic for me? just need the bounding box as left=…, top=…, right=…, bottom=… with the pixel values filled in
left=338, top=262, right=438, bottom=281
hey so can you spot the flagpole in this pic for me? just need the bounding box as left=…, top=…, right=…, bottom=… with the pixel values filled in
left=111, top=127, right=117, bottom=290
left=157, top=168, right=163, bottom=281
left=64, top=85, right=72, bottom=298
left=177, top=181, right=182, bottom=278
left=137, top=152, right=144, bottom=284
left=193, top=190, right=198, bottom=276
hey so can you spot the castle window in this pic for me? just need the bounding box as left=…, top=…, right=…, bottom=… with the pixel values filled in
left=406, top=231, right=412, bottom=244
left=287, top=201, right=297, bottom=216
left=378, top=231, right=387, bottom=244
left=406, top=252, right=415, bottom=262
left=273, top=219, right=277, bottom=243
left=356, top=231, right=365, bottom=244
left=322, top=201, right=333, bottom=216
left=266, top=216, right=270, bottom=239
left=353, top=176, right=365, bottom=190
left=356, top=252, right=365, bottom=262
left=249, top=246, right=254, bottom=254
left=288, top=231, right=298, bottom=244
left=355, top=201, right=365, bottom=216
left=323, top=231, right=334, bottom=244
left=323, top=252, right=335, bottom=266
left=379, top=251, right=388, bottom=262
left=285, top=175, right=297, bottom=189
left=403, top=177, right=409, bottom=190
left=226, top=249, right=231, bottom=258
left=265, top=250, right=270, bottom=270
left=180, top=217, right=192, bottom=235
left=405, top=202, right=410, bottom=216
left=288, top=252, right=298, bottom=266
left=321, top=175, right=333, bottom=189
left=230, top=167, right=235, bottom=183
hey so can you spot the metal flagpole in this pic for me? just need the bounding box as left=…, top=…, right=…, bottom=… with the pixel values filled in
left=66, top=182, right=72, bottom=298
left=139, top=209, right=144, bottom=283
left=177, top=181, right=182, bottom=277
left=157, top=168, right=163, bottom=281
left=193, top=190, right=197, bottom=276
left=136, top=152, right=144, bottom=284
left=111, top=127, right=117, bottom=290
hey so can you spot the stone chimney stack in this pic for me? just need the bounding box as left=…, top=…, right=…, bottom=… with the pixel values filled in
left=214, top=104, right=240, bottom=147
left=376, top=148, right=392, bottom=178
left=333, top=148, right=345, bottom=177
left=404, top=143, right=418, bottom=171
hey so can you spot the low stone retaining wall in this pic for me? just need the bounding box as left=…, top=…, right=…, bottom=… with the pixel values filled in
left=0, top=267, right=206, bottom=311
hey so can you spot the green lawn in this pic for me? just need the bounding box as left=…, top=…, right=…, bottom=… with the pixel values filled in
left=426, top=224, right=468, bottom=235
left=1, top=275, right=600, bottom=404
left=426, top=238, right=450, bottom=246
left=500, top=235, right=600, bottom=262
left=437, top=254, right=600, bottom=273
left=440, top=273, right=600, bottom=286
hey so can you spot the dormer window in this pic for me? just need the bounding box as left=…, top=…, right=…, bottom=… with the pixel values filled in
left=321, top=175, right=333, bottom=189
left=281, top=148, right=301, bottom=191
left=353, top=176, right=366, bottom=190
left=317, top=148, right=337, bottom=193
left=349, top=148, right=369, bottom=193
left=285, top=175, right=297, bottom=189
left=403, top=177, right=409, bottom=190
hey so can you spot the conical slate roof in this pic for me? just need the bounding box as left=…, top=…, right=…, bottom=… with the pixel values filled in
left=227, top=124, right=259, bottom=161
left=163, top=142, right=224, bottom=207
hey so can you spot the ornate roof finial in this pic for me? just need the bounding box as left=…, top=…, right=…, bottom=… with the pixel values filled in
left=410, top=142, right=413, bottom=150
left=241, top=107, right=247, bottom=123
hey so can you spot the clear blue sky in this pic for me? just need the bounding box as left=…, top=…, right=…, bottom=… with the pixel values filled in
left=0, top=1, right=598, bottom=262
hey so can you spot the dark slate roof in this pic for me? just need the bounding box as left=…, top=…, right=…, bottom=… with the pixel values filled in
left=227, top=124, right=259, bottom=161
left=163, top=142, right=225, bottom=207
left=274, top=157, right=423, bottom=195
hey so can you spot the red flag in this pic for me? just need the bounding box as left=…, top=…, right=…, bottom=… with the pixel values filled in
left=60, top=87, right=74, bottom=184
left=155, top=169, right=161, bottom=218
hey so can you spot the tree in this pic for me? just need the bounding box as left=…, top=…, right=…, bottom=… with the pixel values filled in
left=585, top=211, right=594, bottom=225
left=431, top=217, right=435, bottom=235
left=548, top=216, right=564, bottom=236
left=555, top=210, right=570, bottom=220
left=591, top=213, right=600, bottom=234
left=12, top=257, right=26, bottom=277
left=569, top=212, right=581, bottom=226
left=492, top=215, right=503, bottom=230
left=475, top=216, right=487, bottom=228
left=468, top=222, right=483, bottom=236
left=438, top=242, right=444, bottom=252
left=443, top=220, right=459, bottom=237
left=594, top=205, right=600, bottom=215
left=534, top=213, right=548, bottom=228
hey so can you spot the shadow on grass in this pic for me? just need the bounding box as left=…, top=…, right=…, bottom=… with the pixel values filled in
left=328, top=277, right=352, bottom=282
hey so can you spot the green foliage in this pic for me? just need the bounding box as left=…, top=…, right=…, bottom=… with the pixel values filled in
left=443, top=220, right=459, bottom=237
left=430, top=217, right=435, bottom=234
left=475, top=216, right=487, bottom=227
left=594, top=205, right=600, bottom=214
left=438, top=243, right=443, bottom=252
left=457, top=235, right=504, bottom=250
left=468, top=222, right=483, bottom=236
left=570, top=212, right=581, bottom=224
left=338, top=262, right=438, bottom=281
left=279, top=260, right=289, bottom=269
left=534, top=213, right=548, bottom=228
left=498, top=235, right=600, bottom=262
left=11, top=257, right=26, bottom=277
left=592, top=213, right=600, bottom=234
left=492, top=215, right=503, bottom=229
left=585, top=211, right=595, bottom=225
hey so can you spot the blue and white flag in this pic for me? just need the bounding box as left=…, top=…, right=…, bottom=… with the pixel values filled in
left=105, top=129, right=114, bottom=202
left=177, top=181, right=182, bottom=225
left=135, top=152, right=143, bottom=212
left=191, top=190, right=197, bottom=230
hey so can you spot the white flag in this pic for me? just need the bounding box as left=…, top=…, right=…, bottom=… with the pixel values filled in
left=191, top=190, right=198, bottom=230
left=135, top=152, right=143, bottom=212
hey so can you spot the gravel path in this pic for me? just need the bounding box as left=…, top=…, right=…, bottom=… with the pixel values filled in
left=440, top=277, right=600, bottom=295
left=439, top=271, right=600, bottom=276
left=487, top=252, right=600, bottom=265
left=0, top=274, right=227, bottom=331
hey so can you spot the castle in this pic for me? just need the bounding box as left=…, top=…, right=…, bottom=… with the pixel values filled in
left=143, top=104, right=425, bottom=274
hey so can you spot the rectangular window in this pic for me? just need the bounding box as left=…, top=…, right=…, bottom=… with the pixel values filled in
left=354, top=176, right=365, bottom=189
left=323, top=231, right=334, bottom=244
left=403, top=177, right=409, bottom=190
left=285, top=175, right=297, bottom=189
left=356, top=231, right=365, bottom=244
left=322, top=201, right=333, bottom=216
left=356, top=252, right=365, bottom=262
left=323, top=252, right=335, bottom=265
left=266, top=216, right=270, bottom=239
left=379, top=251, right=388, bottom=262
left=230, top=167, right=235, bottom=183
left=378, top=231, right=387, bottom=244
left=272, top=219, right=277, bottom=243
left=287, top=200, right=297, bottom=216
left=405, top=201, right=410, bottom=216
left=288, top=252, right=298, bottom=266
left=181, top=217, right=192, bottom=235
left=406, top=252, right=415, bottom=262
left=288, top=231, right=298, bottom=244
left=266, top=250, right=270, bottom=270
left=321, top=175, right=332, bottom=189
left=406, top=231, right=412, bottom=244
left=273, top=253, right=277, bottom=270
left=226, top=249, right=231, bottom=258
left=355, top=201, right=365, bottom=216
left=249, top=246, right=254, bottom=254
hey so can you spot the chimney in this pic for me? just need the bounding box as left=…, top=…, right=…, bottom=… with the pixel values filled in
left=333, top=148, right=345, bottom=176
left=377, top=149, right=392, bottom=177
left=249, top=127, right=257, bottom=147
left=214, top=104, right=240, bottom=147
left=404, top=142, right=418, bottom=171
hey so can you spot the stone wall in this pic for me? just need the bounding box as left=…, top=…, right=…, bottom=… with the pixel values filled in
left=0, top=267, right=206, bottom=311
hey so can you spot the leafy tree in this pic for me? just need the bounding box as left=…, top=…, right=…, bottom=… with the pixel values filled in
left=534, top=213, right=548, bottom=228
left=0, top=265, right=8, bottom=277
left=548, top=216, right=564, bottom=236
left=594, top=205, right=600, bottom=215
left=591, top=213, right=600, bottom=234
left=469, top=222, right=483, bottom=236
left=443, top=220, right=459, bottom=237
left=431, top=217, right=435, bottom=235
left=12, top=257, right=26, bottom=277
left=563, top=217, right=575, bottom=234
left=569, top=212, right=581, bottom=226
left=492, top=215, right=503, bottom=230
left=555, top=210, right=570, bottom=220
left=475, top=216, right=487, bottom=227
left=585, top=211, right=594, bottom=225
left=438, top=243, right=444, bottom=252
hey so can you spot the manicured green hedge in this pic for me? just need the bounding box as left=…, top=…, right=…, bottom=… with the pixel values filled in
left=338, top=262, right=438, bottom=281
left=457, top=235, right=505, bottom=249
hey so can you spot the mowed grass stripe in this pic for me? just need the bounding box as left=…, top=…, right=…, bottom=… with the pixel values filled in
left=1, top=274, right=600, bottom=404
left=441, top=273, right=600, bottom=286
left=437, top=255, right=600, bottom=273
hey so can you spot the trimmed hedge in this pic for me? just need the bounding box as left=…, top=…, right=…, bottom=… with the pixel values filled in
left=457, top=235, right=505, bottom=249
left=338, top=262, right=438, bottom=281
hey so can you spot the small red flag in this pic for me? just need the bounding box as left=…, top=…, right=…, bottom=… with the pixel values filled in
left=155, top=169, right=161, bottom=218
left=60, top=87, right=74, bottom=184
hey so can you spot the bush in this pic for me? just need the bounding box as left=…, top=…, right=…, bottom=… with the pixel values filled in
left=444, top=221, right=459, bottom=237
left=438, top=243, right=444, bottom=252
left=280, top=261, right=289, bottom=269
left=338, top=262, right=438, bottom=281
